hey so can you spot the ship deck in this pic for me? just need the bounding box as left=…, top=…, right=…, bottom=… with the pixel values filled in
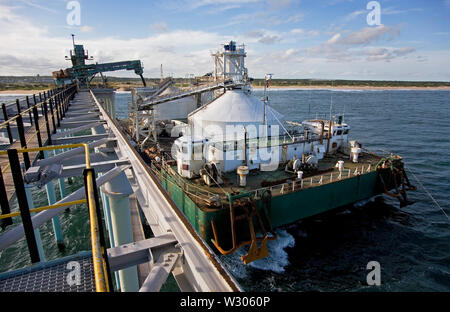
left=151, top=142, right=388, bottom=210
left=192, top=151, right=382, bottom=195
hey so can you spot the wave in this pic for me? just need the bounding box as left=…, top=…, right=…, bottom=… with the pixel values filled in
left=220, top=229, right=295, bottom=278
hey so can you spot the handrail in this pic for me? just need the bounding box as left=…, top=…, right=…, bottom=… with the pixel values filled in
left=0, top=85, right=75, bottom=130
left=0, top=199, right=87, bottom=220
left=0, top=86, right=54, bottom=107
left=0, top=142, right=110, bottom=292
left=250, top=163, right=375, bottom=199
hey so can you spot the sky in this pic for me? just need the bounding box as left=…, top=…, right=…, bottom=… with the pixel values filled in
left=0, top=0, right=449, bottom=81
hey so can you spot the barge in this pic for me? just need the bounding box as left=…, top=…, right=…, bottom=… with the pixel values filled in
left=124, top=41, right=416, bottom=264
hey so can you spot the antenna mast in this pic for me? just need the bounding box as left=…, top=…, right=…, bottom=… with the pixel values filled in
left=329, top=80, right=333, bottom=121
left=263, top=74, right=272, bottom=125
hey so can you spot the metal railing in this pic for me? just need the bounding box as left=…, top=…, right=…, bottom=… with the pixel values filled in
left=151, top=158, right=223, bottom=207
left=251, top=163, right=375, bottom=199
left=0, top=85, right=77, bottom=155
left=0, top=86, right=77, bottom=227
left=0, top=140, right=111, bottom=291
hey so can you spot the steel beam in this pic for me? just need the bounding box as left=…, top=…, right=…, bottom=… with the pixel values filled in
left=51, top=121, right=105, bottom=139
left=0, top=165, right=130, bottom=252
left=58, top=120, right=105, bottom=129
left=107, top=234, right=177, bottom=271
left=60, top=159, right=130, bottom=178
left=51, top=133, right=109, bottom=145
left=35, top=138, right=114, bottom=167
left=139, top=247, right=180, bottom=292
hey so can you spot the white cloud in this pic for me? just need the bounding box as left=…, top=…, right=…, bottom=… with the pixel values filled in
left=327, top=33, right=341, bottom=44
left=291, top=28, right=304, bottom=34
left=338, top=25, right=400, bottom=45
left=189, top=0, right=260, bottom=9
left=308, top=30, right=320, bottom=37
left=80, top=26, right=93, bottom=33
left=267, top=0, right=301, bottom=8
left=258, top=35, right=280, bottom=45
left=364, top=46, right=415, bottom=62
left=381, top=7, right=423, bottom=15
left=393, top=47, right=415, bottom=56
left=307, top=26, right=408, bottom=63
left=0, top=4, right=448, bottom=81
left=0, top=4, right=223, bottom=77
left=151, top=22, right=168, bottom=32
left=343, top=10, right=366, bottom=22
left=18, top=0, right=59, bottom=14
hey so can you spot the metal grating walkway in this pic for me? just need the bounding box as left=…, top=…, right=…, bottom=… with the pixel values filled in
left=0, top=251, right=95, bottom=292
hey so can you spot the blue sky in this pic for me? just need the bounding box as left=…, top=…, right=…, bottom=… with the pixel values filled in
left=0, top=0, right=449, bottom=80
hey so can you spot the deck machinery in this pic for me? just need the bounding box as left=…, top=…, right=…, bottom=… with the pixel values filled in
left=52, top=36, right=146, bottom=88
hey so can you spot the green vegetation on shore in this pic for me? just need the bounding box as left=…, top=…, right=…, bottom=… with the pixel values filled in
left=0, top=83, right=54, bottom=91
left=250, top=79, right=450, bottom=88
left=1, top=75, right=449, bottom=91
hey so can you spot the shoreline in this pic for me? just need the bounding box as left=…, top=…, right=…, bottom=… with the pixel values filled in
left=2, top=85, right=450, bottom=95
left=251, top=85, right=450, bottom=91
left=0, top=89, right=48, bottom=95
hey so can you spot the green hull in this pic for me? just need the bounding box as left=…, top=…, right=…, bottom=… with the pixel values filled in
left=266, top=171, right=380, bottom=228
left=160, top=168, right=391, bottom=251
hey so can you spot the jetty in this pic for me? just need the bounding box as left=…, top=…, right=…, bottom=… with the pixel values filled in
left=0, top=86, right=241, bottom=292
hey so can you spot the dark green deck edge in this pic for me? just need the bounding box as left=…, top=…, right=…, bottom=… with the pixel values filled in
left=160, top=169, right=389, bottom=248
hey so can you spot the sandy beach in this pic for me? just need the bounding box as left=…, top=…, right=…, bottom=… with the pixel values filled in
left=0, top=89, right=48, bottom=95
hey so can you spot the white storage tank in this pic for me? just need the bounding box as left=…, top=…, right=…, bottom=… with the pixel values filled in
left=188, top=89, right=284, bottom=139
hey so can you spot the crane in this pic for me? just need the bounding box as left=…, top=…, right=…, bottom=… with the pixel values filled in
left=52, top=35, right=146, bottom=88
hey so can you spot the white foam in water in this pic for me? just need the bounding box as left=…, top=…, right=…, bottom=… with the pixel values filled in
left=353, top=196, right=377, bottom=208
left=221, top=229, right=296, bottom=277
left=248, top=229, right=295, bottom=273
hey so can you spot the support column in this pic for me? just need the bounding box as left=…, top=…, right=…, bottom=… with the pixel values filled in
left=99, top=186, right=121, bottom=290
left=55, top=138, right=70, bottom=212
left=43, top=150, right=64, bottom=249
left=101, top=172, right=138, bottom=292
left=24, top=186, right=46, bottom=262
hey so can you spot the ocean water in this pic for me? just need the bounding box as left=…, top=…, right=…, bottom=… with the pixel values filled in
left=1, top=89, right=449, bottom=292
left=220, top=89, right=450, bottom=292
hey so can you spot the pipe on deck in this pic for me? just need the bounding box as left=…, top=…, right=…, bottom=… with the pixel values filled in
left=0, top=165, right=128, bottom=252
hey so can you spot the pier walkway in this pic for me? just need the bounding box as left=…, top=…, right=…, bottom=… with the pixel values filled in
left=0, top=89, right=71, bottom=202
left=0, top=86, right=241, bottom=292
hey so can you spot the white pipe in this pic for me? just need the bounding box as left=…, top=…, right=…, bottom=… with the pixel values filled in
left=102, top=172, right=139, bottom=292
left=0, top=166, right=127, bottom=252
